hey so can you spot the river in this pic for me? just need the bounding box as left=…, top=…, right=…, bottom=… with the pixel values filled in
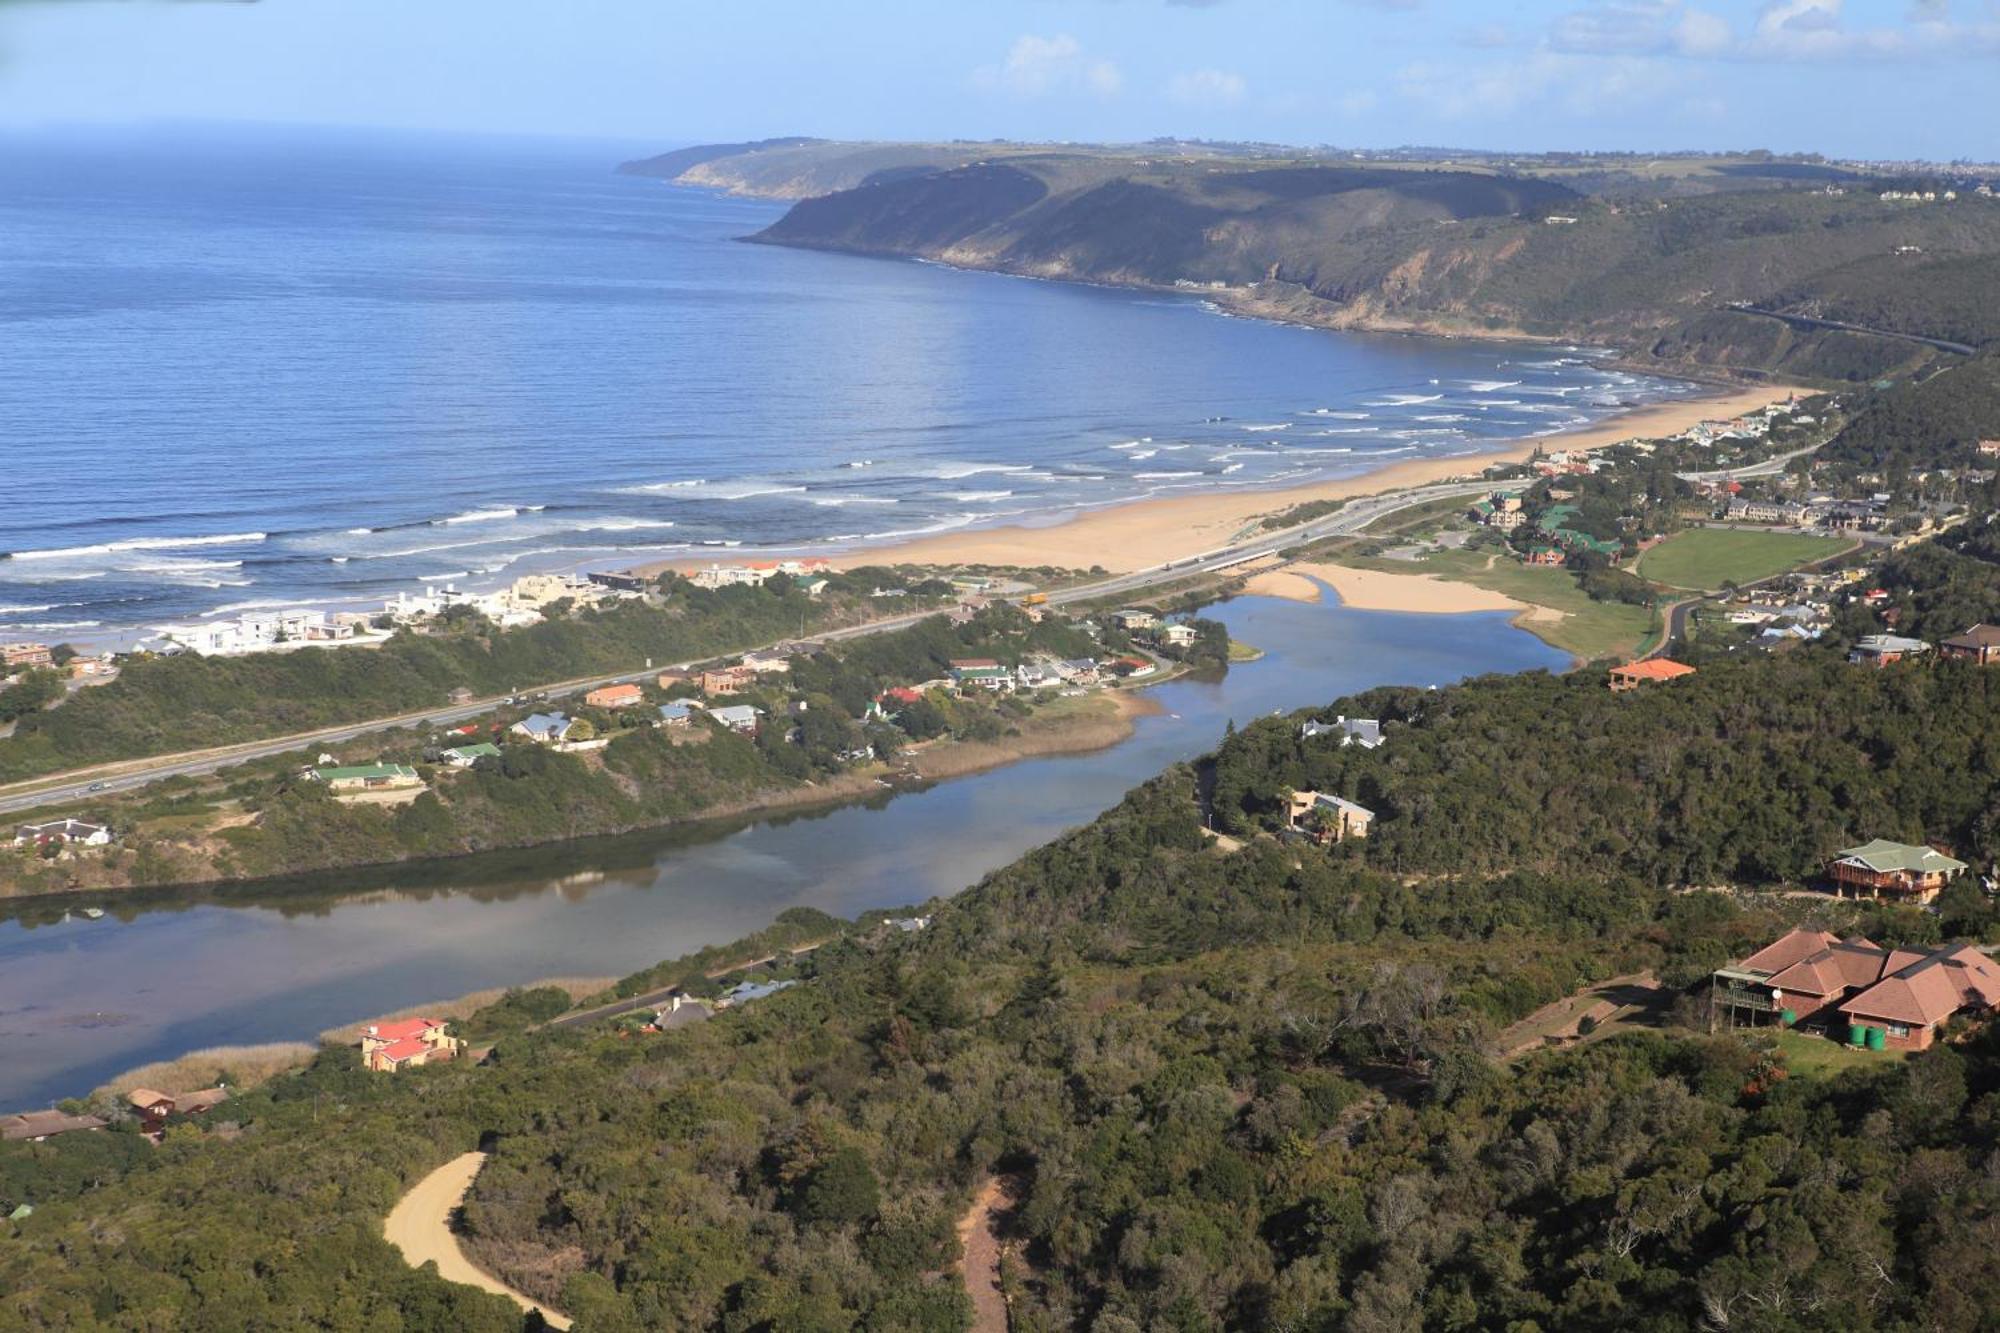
left=0, top=590, right=1564, bottom=1108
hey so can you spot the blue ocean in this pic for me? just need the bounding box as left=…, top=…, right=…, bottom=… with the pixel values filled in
left=0, top=126, right=1697, bottom=641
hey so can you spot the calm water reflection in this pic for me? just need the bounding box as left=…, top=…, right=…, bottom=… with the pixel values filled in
left=0, top=591, right=1564, bottom=1106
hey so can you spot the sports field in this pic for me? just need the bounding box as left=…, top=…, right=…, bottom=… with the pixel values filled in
left=1636, top=528, right=1851, bottom=591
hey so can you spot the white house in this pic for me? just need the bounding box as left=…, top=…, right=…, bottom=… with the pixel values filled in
left=704, top=704, right=763, bottom=734
left=14, top=819, right=113, bottom=848
left=1301, top=715, right=1384, bottom=749
left=511, top=712, right=573, bottom=744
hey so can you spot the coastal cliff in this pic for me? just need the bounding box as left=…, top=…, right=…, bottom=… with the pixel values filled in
left=636, top=139, right=2000, bottom=384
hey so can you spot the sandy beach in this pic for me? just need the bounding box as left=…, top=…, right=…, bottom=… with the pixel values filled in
left=639, top=384, right=1789, bottom=580
left=1245, top=563, right=1532, bottom=615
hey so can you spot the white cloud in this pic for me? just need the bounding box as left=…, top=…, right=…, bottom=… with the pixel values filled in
left=973, top=34, right=1123, bottom=99
left=1395, top=50, right=1683, bottom=119
left=1167, top=68, right=1247, bottom=107
left=1339, top=89, right=1381, bottom=115
left=1545, top=0, right=2000, bottom=63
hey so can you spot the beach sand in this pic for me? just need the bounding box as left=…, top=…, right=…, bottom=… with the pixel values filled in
left=778, top=385, right=1786, bottom=576
left=1244, top=563, right=1530, bottom=615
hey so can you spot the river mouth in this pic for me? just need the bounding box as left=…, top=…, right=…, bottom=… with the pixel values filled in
left=0, top=592, right=1566, bottom=1108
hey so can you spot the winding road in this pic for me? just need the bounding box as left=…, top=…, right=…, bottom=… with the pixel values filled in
left=384, top=1151, right=572, bottom=1330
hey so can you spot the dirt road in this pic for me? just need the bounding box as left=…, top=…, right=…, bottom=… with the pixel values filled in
left=384, top=1150, right=572, bottom=1330
left=958, top=1175, right=1013, bottom=1333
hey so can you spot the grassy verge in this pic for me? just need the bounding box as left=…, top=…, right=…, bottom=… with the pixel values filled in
left=1635, top=528, right=1853, bottom=591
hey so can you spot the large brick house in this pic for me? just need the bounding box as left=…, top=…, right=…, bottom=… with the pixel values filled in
left=1712, top=928, right=2000, bottom=1051
left=359, top=1017, right=461, bottom=1072
left=1941, top=624, right=2000, bottom=665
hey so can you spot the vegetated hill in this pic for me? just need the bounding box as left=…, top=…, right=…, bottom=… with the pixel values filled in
left=1761, top=251, right=2000, bottom=350
left=19, top=612, right=2000, bottom=1327
left=1820, top=348, right=2000, bottom=471
left=741, top=149, right=2000, bottom=382
left=619, top=139, right=1043, bottom=200
left=615, top=136, right=825, bottom=184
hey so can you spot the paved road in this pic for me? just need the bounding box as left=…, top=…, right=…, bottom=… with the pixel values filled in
left=0, top=476, right=1492, bottom=817
left=1724, top=304, right=1977, bottom=358
left=1675, top=441, right=1824, bottom=483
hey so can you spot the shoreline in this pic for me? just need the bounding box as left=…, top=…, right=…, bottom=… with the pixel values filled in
left=635, top=384, right=1789, bottom=581
left=0, top=687, right=1159, bottom=907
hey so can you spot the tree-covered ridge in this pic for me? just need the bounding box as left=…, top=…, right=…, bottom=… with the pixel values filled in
left=7, top=751, right=2000, bottom=1331
left=1821, top=349, right=2000, bottom=474
left=1207, top=651, right=2000, bottom=892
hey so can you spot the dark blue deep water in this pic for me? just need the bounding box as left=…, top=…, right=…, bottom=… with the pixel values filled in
left=0, top=126, right=1695, bottom=641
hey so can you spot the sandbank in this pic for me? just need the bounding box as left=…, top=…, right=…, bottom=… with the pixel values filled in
left=1246, top=563, right=1530, bottom=615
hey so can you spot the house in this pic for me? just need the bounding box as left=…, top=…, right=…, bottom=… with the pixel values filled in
left=697, top=665, right=759, bottom=696
left=126, top=1088, right=177, bottom=1130
left=359, top=1017, right=460, bottom=1072
left=889, top=915, right=931, bottom=933
left=653, top=994, right=713, bottom=1030
left=1, top=642, right=53, bottom=669
left=950, top=658, right=1013, bottom=691
left=0, top=1110, right=107, bottom=1142
left=1016, top=662, right=1058, bottom=689
left=1848, top=634, right=1930, bottom=667
left=1727, top=498, right=1811, bottom=526
left=1054, top=659, right=1101, bottom=685
left=1111, top=609, right=1159, bottom=632
left=511, top=712, right=573, bottom=745
left=876, top=686, right=926, bottom=711
left=1941, top=624, right=2000, bottom=665
left=798, top=576, right=830, bottom=598
left=1710, top=927, right=2000, bottom=1051
left=718, top=978, right=798, bottom=1007
left=704, top=703, right=763, bottom=734
left=1286, top=790, right=1374, bottom=842
left=1157, top=623, right=1199, bottom=649
left=13, top=819, right=113, bottom=848
left=1827, top=838, right=1967, bottom=904
left=440, top=743, right=501, bottom=768
left=657, top=701, right=695, bottom=728
left=1301, top=715, right=1384, bottom=749
left=312, top=762, right=422, bottom=793
left=1608, top=659, right=1696, bottom=692
left=173, top=1087, right=230, bottom=1117
left=1838, top=944, right=2000, bottom=1050
left=583, top=682, right=643, bottom=709
left=741, top=651, right=792, bottom=675
left=1112, top=656, right=1156, bottom=678
left=1523, top=546, right=1566, bottom=566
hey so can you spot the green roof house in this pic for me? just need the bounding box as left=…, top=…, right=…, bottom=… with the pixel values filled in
left=1828, top=838, right=1967, bottom=904
left=312, top=762, right=422, bottom=792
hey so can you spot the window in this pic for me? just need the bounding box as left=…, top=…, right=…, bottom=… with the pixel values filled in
left=1887, top=1023, right=1911, bottom=1039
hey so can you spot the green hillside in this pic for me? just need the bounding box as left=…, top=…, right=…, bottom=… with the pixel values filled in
left=665, top=140, right=2000, bottom=382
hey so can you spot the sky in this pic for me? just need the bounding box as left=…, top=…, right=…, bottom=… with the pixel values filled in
left=1, top=0, right=1996, bottom=160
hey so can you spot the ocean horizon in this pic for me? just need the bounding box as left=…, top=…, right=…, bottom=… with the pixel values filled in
left=0, top=126, right=1702, bottom=645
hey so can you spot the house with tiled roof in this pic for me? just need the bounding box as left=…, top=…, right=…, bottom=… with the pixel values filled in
left=1712, top=927, right=2000, bottom=1049
left=1941, top=624, right=2000, bottom=665
left=1827, top=838, right=1967, bottom=904
left=1609, top=659, right=1696, bottom=692
left=358, top=1017, right=460, bottom=1073
left=1838, top=944, right=2000, bottom=1050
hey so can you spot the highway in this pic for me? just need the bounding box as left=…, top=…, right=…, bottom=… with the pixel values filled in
left=1724, top=304, right=1976, bottom=358
left=1674, top=441, right=1824, bottom=484
left=0, top=475, right=1493, bottom=818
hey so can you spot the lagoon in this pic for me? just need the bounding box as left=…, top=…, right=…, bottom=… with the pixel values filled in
left=0, top=590, right=1564, bottom=1108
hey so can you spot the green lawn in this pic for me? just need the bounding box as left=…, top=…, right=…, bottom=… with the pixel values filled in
left=1771, top=1027, right=1907, bottom=1079
left=1636, top=528, right=1851, bottom=591
left=1316, top=546, right=1658, bottom=663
